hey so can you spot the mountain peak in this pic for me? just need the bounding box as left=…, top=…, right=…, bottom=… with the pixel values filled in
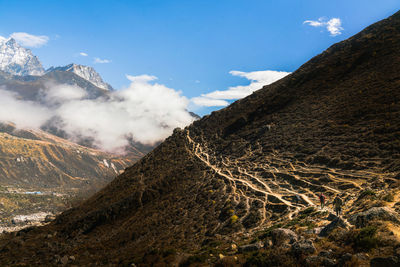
left=0, top=37, right=45, bottom=76
left=47, top=63, right=113, bottom=91
left=5, top=38, right=16, bottom=45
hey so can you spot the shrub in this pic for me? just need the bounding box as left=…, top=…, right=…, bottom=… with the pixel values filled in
left=180, top=254, right=207, bottom=267
left=358, top=189, right=376, bottom=200
left=231, top=215, right=239, bottom=224
left=257, top=223, right=283, bottom=239
left=354, top=226, right=379, bottom=251
left=301, top=207, right=316, bottom=215
left=382, top=193, right=394, bottom=202
left=244, top=250, right=297, bottom=267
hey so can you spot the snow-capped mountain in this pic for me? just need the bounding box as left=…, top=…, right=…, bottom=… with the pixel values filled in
left=46, top=63, right=113, bottom=91
left=0, top=38, right=45, bottom=76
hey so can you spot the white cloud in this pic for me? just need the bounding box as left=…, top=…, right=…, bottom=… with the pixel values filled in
left=42, top=83, right=88, bottom=105
left=94, top=57, right=111, bottom=64
left=0, top=88, right=51, bottom=129
left=191, top=70, right=290, bottom=107
left=10, top=32, right=49, bottom=47
left=303, top=17, right=325, bottom=27
left=191, top=97, right=229, bottom=107
left=303, top=17, right=343, bottom=36
left=0, top=76, right=194, bottom=153
left=51, top=75, right=193, bottom=152
left=79, top=52, right=88, bottom=57
left=326, top=18, right=343, bottom=36
left=126, top=74, right=157, bottom=83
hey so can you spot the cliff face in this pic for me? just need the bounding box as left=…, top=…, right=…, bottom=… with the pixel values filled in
left=1, top=10, right=400, bottom=266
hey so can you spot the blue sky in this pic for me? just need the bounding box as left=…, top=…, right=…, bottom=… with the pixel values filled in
left=0, top=0, right=399, bottom=115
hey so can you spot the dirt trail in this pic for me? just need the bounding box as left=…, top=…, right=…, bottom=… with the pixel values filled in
left=185, top=130, right=382, bottom=228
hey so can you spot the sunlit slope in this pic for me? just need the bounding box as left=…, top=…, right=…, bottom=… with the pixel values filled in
left=0, top=124, right=133, bottom=190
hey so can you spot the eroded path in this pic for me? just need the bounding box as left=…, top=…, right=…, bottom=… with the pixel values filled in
left=185, top=130, right=382, bottom=228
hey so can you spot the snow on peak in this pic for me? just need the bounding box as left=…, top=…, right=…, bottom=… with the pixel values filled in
left=0, top=38, right=45, bottom=76
left=47, top=63, right=112, bottom=91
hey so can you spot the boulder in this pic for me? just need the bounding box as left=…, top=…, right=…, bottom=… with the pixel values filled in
left=44, top=215, right=56, bottom=223
left=264, top=239, right=273, bottom=248
left=337, top=253, right=353, bottom=266
left=305, top=255, right=336, bottom=266
left=291, top=239, right=316, bottom=256
left=238, top=241, right=264, bottom=252
left=318, top=250, right=334, bottom=258
left=60, top=255, right=69, bottom=265
left=321, top=257, right=337, bottom=267
left=354, top=253, right=369, bottom=261
left=348, top=207, right=400, bottom=228
left=319, top=217, right=350, bottom=237
left=271, top=228, right=298, bottom=246
left=370, top=256, right=399, bottom=267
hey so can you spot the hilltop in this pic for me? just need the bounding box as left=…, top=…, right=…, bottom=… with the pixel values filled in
left=0, top=10, right=400, bottom=267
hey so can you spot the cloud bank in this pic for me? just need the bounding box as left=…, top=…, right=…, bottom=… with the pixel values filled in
left=191, top=70, right=290, bottom=107
left=0, top=76, right=194, bottom=153
left=0, top=88, right=51, bottom=129
left=303, top=17, right=343, bottom=36
left=9, top=32, right=49, bottom=47
left=79, top=52, right=88, bottom=57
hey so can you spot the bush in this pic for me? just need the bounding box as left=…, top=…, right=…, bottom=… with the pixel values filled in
left=244, top=250, right=298, bottom=267
left=257, top=223, right=283, bottom=239
left=180, top=254, right=207, bottom=267
left=354, top=226, right=379, bottom=251
left=358, top=189, right=376, bottom=200
left=382, top=193, right=394, bottom=202
left=231, top=215, right=239, bottom=224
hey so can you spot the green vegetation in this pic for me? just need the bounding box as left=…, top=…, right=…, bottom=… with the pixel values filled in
left=353, top=225, right=379, bottom=251
left=230, top=215, right=239, bottom=224
left=256, top=223, right=283, bottom=239
left=382, top=193, right=394, bottom=202
left=358, top=189, right=376, bottom=200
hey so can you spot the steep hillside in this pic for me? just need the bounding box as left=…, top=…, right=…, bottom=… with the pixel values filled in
left=1, top=11, right=400, bottom=266
left=0, top=123, right=135, bottom=233
left=0, top=123, right=134, bottom=190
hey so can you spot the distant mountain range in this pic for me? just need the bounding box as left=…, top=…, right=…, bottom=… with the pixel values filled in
left=0, top=37, right=111, bottom=91
left=0, top=38, right=147, bottom=157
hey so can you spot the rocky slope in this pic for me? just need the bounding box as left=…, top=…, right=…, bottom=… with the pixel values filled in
left=0, top=38, right=44, bottom=76
left=1, top=10, right=400, bottom=267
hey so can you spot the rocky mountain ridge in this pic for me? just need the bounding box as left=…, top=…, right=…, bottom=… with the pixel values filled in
left=0, top=37, right=112, bottom=92
left=0, top=38, right=44, bottom=76
left=46, top=63, right=113, bottom=91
